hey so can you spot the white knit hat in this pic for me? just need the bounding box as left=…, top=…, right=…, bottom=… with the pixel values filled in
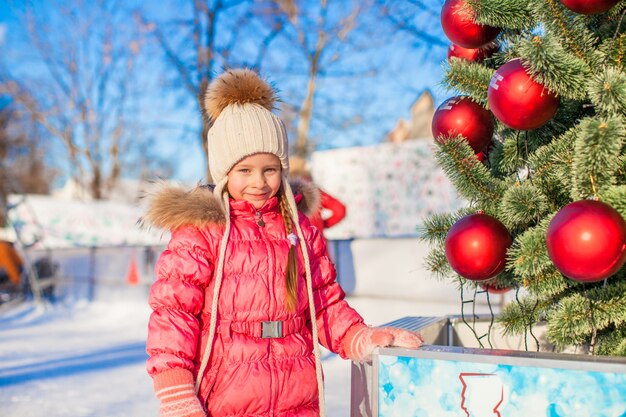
left=205, top=68, right=290, bottom=187
left=198, top=68, right=327, bottom=417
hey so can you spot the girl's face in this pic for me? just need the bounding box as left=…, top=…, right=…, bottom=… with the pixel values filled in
left=227, top=153, right=282, bottom=209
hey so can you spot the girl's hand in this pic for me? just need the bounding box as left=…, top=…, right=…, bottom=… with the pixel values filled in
left=342, top=324, right=424, bottom=363
left=154, top=369, right=207, bottom=417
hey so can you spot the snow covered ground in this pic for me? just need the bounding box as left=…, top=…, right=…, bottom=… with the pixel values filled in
left=0, top=300, right=157, bottom=417
left=0, top=237, right=503, bottom=417
left=0, top=291, right=477, bottom=417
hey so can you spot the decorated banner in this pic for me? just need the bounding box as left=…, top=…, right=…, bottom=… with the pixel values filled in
left=7, top=194, right=167, bottom=248
left=376, top=347, right=626, bottom=417
left=311, top=140, right=464, bottom=239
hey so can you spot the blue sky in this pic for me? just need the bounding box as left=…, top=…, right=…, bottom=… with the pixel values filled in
left=0, top=1, right=450, bottom=184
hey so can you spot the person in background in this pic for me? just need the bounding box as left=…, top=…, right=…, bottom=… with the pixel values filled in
left=289, top=156, right=347, bottom=237
left=0, top=230, right=23, bottom=288
left=143, top=68, right=423, bottom=417
left=289, top=157, right=353, bottom=290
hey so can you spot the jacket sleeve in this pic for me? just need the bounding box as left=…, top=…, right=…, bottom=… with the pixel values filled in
left=146, top=226, right=213, bottom=377
left=319, top=189, right=346, bottom=229
left=303, top=218, right=364, bottom=358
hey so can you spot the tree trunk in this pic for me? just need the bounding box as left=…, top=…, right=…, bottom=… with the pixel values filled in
left=295, top=66, right=318, bottom=158
left=91, top=167, right=102, bottom=200
left=202, top=118, right=212, bottom=183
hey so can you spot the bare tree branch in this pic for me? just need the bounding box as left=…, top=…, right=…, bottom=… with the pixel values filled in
left=142, top=0, right=286, bottom=181
left=0, top=0, right=154, bottom=199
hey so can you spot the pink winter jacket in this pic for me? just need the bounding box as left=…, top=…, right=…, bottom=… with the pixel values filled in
left=144, top=182, right=364, bottom=417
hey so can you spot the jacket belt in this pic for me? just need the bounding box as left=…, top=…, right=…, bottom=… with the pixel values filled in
left=220, top=317, right=305, bottom=339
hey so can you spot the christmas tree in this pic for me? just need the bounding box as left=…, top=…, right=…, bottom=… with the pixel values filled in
left=422, top=0, right=626, bottom=356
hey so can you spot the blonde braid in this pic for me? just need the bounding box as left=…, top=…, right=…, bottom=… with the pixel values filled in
left=279, top=187, right=298, bottom=312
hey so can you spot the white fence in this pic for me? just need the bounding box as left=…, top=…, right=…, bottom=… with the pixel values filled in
left=16, top=238, right=471, bottom=310
left=21, top=245, right=163, bottom=303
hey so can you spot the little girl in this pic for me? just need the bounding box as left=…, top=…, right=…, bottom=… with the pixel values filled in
left=144, top=68, right=423, bottom=417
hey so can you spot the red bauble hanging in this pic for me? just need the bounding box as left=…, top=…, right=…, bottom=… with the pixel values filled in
left=547, top=200, right=626, bottom=282
left=432, top=96, right=494, bottom=153
left=480, top=283, right=512, bottom=294
left=441, top=0, right=501, bottom=49
left=445, top=213, right=512, bottom=281
left=447, top=42, right=498, bottom=63
left=560, top=0, right=619, bottom=15
left=488, top=58, right=560, bottom=130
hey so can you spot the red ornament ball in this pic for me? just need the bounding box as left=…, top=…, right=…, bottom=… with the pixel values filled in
left=488, top=58, right=560, bottom=130
left=432, top=96, right=494, bottom=153
left=480, top=283, right=512, bottom=294
left=560, top=0, right=619, bottom=15
left=547, top=200, right=626, bottom=282
left=441, top=0, right=501, bottom=48
left=447, top=42, right=498, bottom=63
left=445, top=213, right=512, bottom=281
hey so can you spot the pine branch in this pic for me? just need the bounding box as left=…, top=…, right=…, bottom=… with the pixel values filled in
left=435, top=137, right=507, bottom=211
left=443, top=60, right=495, bottom=103
left=417, top=208, right=474, bottom=244
left=527, top=271, right=574, bottom=299
left=571, top=116, right=625, bottom=200
left=529, top=129, right=575, bottom=210
left=546, top=296, right=595, bottom=347
left=468, top=0, right=533, bottom=30
left=482, top=140, right=508, bottom=179
left=617, top=155, right=626, bottom=182
left=529, top=0, right=599, bottom=67
left=424, top=244, right=454, bottom=280
left=597, top=325, right=626, bottom=356
left=507, top=214, right=556, bottom=284
left=479, top=269, right=520, bottom=290
left=500, top=182, right=549, bottom=230
left=517, top=33, right=589, bottom=100
left=547, top=279, right=626, bottom=348
left=600, top=184, right=626, bottom=217
left=601, top=33, right=626, bottom=69
left=596, top=7, right=626, bottom=69
left=498, top=295, right=545, bottom=336
left=609, top=2, right=626, bottom=16
left=495, top=128, right=563, bottom=175
left=587, top=66, right=626, bottom=116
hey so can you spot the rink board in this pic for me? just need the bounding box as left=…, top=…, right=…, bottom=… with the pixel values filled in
left=373, top=345, right=626, bottom=417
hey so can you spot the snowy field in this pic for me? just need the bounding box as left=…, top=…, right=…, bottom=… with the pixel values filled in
left=0, top=295, right=475, bottom=417
left=0, top=238, right=495, bottom=417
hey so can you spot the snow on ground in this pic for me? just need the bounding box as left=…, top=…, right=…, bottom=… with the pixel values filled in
left=0, top=235, right=502, bottom=416
left=0, top=300, right=157, bottom=417
left=0, top=292, right=473, bottom=417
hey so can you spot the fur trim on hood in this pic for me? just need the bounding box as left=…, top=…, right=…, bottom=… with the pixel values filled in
left=141, top=179, right=320, bottom=231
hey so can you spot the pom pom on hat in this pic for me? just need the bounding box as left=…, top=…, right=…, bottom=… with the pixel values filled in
left=204, top=68, right=289, bottom=186
left=203, top=68, right=278, bottom=121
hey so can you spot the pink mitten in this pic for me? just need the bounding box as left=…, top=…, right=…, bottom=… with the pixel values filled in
left=154, top=368, right=207, bottom=417
left=343, top=324, right=424, bottom=362
left=383, top=326, right=424, bottom=349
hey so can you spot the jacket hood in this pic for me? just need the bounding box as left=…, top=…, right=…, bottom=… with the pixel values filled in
left=141, top=179, right=320, bottom=231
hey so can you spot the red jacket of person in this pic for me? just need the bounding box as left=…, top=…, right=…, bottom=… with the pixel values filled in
left=308, top=189, right=346, bottom=233
left=144, top=181, right=363, bottom=417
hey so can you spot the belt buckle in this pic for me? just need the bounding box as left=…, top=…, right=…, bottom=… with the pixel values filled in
left=261, top=321, right=283, bottom=338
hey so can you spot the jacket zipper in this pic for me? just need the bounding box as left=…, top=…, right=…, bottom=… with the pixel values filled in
left=256, top=210, right=265, bottom=227
left=256, top=208, right=276, bottom=412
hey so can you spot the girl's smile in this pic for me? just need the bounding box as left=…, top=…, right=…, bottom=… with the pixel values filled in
left=227, top=153, right=282, bottom=209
